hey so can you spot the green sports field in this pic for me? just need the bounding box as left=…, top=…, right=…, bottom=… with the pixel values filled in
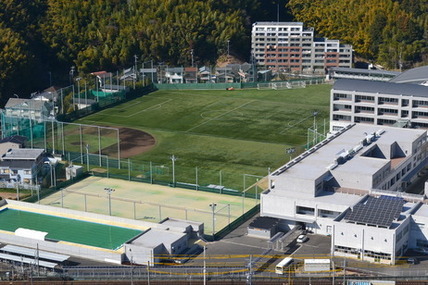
left=77, top=85, right=331, bottom=190
left=0, top=208, right=142, bottom=250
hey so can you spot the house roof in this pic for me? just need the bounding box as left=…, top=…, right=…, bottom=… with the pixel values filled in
left=333, top=79, right=428, bottom=98
left=0, top=136, right=27, bottom=145
left=0, top=160, right=35, bottom=169
left=5, top=98, right=48, bottom=111
left=1, top=148, right=44, bottom=160
left=390, top=65, right=428, bottom=84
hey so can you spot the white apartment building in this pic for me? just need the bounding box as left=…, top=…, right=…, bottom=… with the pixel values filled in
left=330, top=79, right=428, bottom=132
left=251, top=22, right=352, bottom=74
left=261, top=124, right=428, bottom=264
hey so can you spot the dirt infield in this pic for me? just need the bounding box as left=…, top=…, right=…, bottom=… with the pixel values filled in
left=102, top=127, right=155, bottom=158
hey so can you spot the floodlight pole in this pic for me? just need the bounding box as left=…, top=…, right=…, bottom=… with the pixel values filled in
left=170, top=155, right=177, bottom=187
left=104, top=187, right=115, bottom=216
left=210, top=203, right=217, bottom=236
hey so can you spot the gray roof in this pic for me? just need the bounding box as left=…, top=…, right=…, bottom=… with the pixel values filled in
left=5, top=98, right=47, bottom=111
left=253, top=22, right=304, bottom=26
left=166, top=67, right=184, bottom=73
left=331, top=67, right=400, bottom=77
left=272, top=124, right=425, bottom=184
left=333, top=79, right=428, bottom=98
left=1, top=148, right=44, bottom=160
left=131, top=228, right=186, bottom=249
left=390, top=65, right=428, bottom=84
left=0, top=135, right=26, bottom=145
left=0, top=160, right=34, bottom=168
left=1, top=244, right=70, bottom=262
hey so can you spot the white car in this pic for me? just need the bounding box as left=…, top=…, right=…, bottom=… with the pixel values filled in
left=296, top=234, right=308, bottom=243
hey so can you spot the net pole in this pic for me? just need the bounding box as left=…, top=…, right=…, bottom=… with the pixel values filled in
left=117, top=129, right=121, bottom=169
left=61, top=122, right=65, bottom=155
left=195, top=167, right=198, bottom=191
left=79, top=125, right=83, bottom=163
left=29, top=117, right=33, bottom=148
left=43, top=121, right=47, bottom=150
left=98, top=127, right=102, bottom=166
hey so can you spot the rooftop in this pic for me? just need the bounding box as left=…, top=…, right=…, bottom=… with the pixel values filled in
left=330, top=67, right=400, bottom=77
left=271, top=124, right=425, bottom=184
left=333, top=79, right=428, bottom=98
left=1, top=148, right=44, bottom=160
left=130, top=228, right=186, bottom=249
left=390, top=65, right=428, bottom=84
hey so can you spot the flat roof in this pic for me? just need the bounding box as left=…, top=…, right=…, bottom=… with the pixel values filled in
left=1, top=148, right=44, bottom=160
left=272, top=124, right=425, bottom=183
left=1, top=244, right=70, bottom=262
left=333, top=79, right=428, bottom=97
left=330, top=67, right=400, bottom=77
left=131, top=228, right=186, bottom=249
left=0, top=252, right=57, bottom=269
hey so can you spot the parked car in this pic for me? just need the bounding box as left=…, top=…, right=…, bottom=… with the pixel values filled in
left=407, top=257, right=419, bottom=265
left=296, top=234, right=308, bottom=243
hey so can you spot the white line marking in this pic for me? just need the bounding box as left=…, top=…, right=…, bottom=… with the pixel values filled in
left=187, top=100, right=254, bottom=132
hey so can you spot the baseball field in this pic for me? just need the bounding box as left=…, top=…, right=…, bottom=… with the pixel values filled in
left=76, top=84, right=331, bottom=190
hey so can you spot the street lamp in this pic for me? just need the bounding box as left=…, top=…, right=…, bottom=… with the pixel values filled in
left=195, top=239, right=208, bottom=285
left=104, top=187, right=115, bottom=216
left=170, top=155, right=177, bottom=187
left=209, top=203, right=217, bottom=236
left=75, top=77, right=81, bottom=108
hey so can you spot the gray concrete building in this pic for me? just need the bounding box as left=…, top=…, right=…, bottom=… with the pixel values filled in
left=251, top=22, right=352, bottom=74
left=330, top=79, right=428, bottom=132
left=261, top=124, right=428, bottom=264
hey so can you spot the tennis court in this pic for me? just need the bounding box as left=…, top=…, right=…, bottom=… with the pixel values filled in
left=40, top=176, right=258, bottom=235
left=0, top=208, right=142, bottom=250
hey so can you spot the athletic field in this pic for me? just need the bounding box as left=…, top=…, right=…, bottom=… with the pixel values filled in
left=77, top=85, right=331, bottom=190
left=40, top=177, right=257, bottom=235
left=0, top=208, right=142, bottom=250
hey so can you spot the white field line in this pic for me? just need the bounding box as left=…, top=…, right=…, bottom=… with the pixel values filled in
left=103, top=98, right=173, bottom=118
left=278, top=113, right=313, bottom=135
left=186, top=100, right=255, bottom=132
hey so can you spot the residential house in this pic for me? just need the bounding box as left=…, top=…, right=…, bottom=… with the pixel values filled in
left=184, top=67, right=198, bottom=83
left=198, top=66, right=214, bottom=83
left=0, top=136, right=26, bottom=156
left=5, top=98, right=52, bottom=122
left=165, top=67, right=184, bottom=84
left=0, top=148, right=45, bottom=185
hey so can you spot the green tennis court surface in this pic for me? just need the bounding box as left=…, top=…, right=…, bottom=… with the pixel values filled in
left=0, top=208, right=142, bottom=250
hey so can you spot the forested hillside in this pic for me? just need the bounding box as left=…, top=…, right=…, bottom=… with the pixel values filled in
left=287, top=0, right=428, bottom=69
left=0, top=0, right=426, bottom=103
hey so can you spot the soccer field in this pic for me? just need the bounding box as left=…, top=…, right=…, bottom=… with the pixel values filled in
left=77, top=85, right=331, bottom=190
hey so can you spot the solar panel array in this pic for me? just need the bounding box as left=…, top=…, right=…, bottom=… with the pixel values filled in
left=344, top=196, right=404, bottom=228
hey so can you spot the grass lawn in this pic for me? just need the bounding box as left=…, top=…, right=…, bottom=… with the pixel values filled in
left=77, top=85, right=331, bottom=190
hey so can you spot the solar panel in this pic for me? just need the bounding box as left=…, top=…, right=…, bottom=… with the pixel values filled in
left=344, top=196, right=404, bottom=228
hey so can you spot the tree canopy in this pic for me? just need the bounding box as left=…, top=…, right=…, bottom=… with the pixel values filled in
left=0, top=0, right=426, bottom=102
